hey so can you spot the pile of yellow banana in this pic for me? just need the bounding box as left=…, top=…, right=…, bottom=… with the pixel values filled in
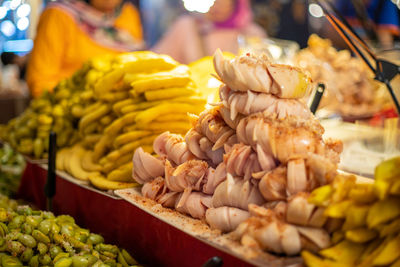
left=302, top=157, right=400, bottom=266
left=0, top=56, right=112, bottom=159
left=57, top=51, right=206, bottom=190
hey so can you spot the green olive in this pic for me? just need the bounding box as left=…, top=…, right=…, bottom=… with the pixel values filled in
left=38, top=220, right=52, bottom=235
left=102, top=257, right=117, bottom=267
left=74, top=229, right=89, bottom=243
left=8, top=215, right=25, bottom=229
left=0, top=240, right=7, bottom=252
left=117, top=252, right=128, bottom=267
left=65, top=235, right=89, bottom=250
left=56, top=215, right=75, bottom=225
left=71, top=255, right=90, bottom=267
left=95, top=244, right=118, bottom=255
left=26, top=215, right=42, bottom=228
left=31, top=210, right=42, bottom=216
left=51, top=223, right=61, bottom=235
left=21, top=223, right=32, bottom=235
left=20, top=247, right=34, bottom=262
left=39, top=254, right=52, bottom=265
left=0, top=222, right=8, bottom=237
left=6, top=240, right=25, bottom=255
left=55, top=257, right=73, bottom=267
left=43, top=211, right=55, bottom=220
left=18, top=234, right=36, bottom=248
left=6, top=231, right=21, bottom=241
left=53, top=252, right=70, bottom=264
left=49, top=245, right=63, bottom=259
left=32, top=230, right=50, bottom=244
left=16, top=206, right=32, bottom=216
left=1, top=255, right=23, bottom=267
left=87, top=234, right=104, bottom=245
left=37, top=242, right=48, bottom=255
left=29, top=254, right=39, bottom=267
left=72, top=254, right=98, bottom=267
left=61, top=224, right=75, bottom=237
left=0, top=208, right=8, bottom=222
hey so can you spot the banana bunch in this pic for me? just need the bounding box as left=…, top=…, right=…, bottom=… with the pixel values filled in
left=57, top=144, right=136, bottom=190
left=0, top=194, right=141, bottom=266
left=302, top=157, right=400, bottom=267
left=0, top=55, right=114, bottom=159
left=73, top=51, right=206, bottom=190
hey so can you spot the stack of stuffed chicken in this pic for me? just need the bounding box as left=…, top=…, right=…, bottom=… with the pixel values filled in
left=132, top=49, right=343, bottom=256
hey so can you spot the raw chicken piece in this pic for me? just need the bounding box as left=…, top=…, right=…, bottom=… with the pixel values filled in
left=213, top=49, right=311, bottom=98
left=153, top=131, right=195, bottom=165
left=212, top=174, right=264, bottom=210
left=223, top=143, right=264, bottom=180
left=165, top=159, right=208, bottom=196
left=286, top=192, right=327, bottom=227
left=141, top=177, right=179, bottom=208
left=232, top=204, right=330, bottom=255
left=175, top=192, right=212, bottom=219
left=194, top=107, right=235, bottom=151
left=206, top=206, right=250, bottom=232
left=141, top=177, right=166, bottom=200
left=259, top=155, right=336, bottom=201
left=305, top=152, right=339, bottom=185
left=236, top=115, right=325, bottom=163
left=199, top=136, right=224, bottom=166
left=258, top=166, right=287, bottom=201
left=202, top=163, right=227, bottom=195
left=219, top=85, right=312, bottom=120
left=132, top=147, right=165, bottom=184
left=287, top=158, right=308, bottom=195
left=185, top=129, right=208, bottom=160
left=219, top=105, right=243, bottom=129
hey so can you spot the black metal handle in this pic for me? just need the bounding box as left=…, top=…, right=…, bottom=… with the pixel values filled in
left=202, top=256, right=223, bottom=267
left=310, top=83, right=325, bottom=115
left=44, top=132, right=56, bottom=210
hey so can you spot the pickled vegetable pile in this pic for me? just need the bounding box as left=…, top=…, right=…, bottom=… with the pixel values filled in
left=0, top=195, right=140, bottom=266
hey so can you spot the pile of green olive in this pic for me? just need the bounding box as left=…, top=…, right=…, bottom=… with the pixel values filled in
left=0, top=196, right=139, bottom=267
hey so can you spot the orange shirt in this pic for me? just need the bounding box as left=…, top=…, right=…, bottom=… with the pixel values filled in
left=27, top=3, right=143, bottom=98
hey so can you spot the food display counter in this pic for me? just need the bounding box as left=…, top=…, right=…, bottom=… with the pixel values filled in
left=18, top=161, right=266, bottom=267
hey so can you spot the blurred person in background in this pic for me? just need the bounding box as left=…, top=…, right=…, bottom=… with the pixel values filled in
left=329, top=0, right=400, bottom=49
left=27, top=0, right=144, bottom=98
left=1, top=52, right=28, bottom=80
left=153, top=0, right=266, bottom=64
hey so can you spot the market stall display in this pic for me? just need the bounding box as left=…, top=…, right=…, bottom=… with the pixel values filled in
left=1, top=51, right=208, bottom=191
left=131, top=49, right=343, bottom=256
left=2, top=36, right=398, bottom=266
left=0, top=194, right=140, bottom=266
left=295, top=34, right=389, bottom=119
left=302, top=156, right=400, bottom=266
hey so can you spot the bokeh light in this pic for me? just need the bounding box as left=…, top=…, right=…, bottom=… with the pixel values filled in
left=16, top=17, right=29, bottom=31
left=9, top=0, right=21, bottom=10
left=1, top=20, right=16, bottom=37
left=0, top=6, right=8, bottom=19
left=309, top=3, right=324, bottom=18
left=16, top=3, right=30, bottom=18
left=182, top=0, right=216, bottom=13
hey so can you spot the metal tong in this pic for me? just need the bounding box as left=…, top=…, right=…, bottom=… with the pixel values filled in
left=315, top=0, right=400, bottom=115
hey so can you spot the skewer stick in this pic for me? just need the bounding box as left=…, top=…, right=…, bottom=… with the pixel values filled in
left=323, top=0, right=376, bottom=60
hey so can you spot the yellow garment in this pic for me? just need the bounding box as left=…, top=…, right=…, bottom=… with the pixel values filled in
left=27, top=3, right=143, bottom=98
